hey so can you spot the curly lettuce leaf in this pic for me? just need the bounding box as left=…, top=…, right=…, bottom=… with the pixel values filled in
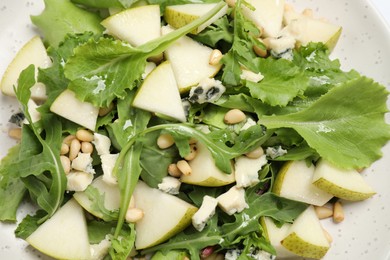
left=260, top=76, right=390, bottom=169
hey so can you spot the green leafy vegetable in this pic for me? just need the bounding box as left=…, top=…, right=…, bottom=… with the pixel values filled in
left=65, top=2, right=227, bottom=107
left=260, top=76, right=390, bottom=169
left=31, top=0, right=104, bottom=46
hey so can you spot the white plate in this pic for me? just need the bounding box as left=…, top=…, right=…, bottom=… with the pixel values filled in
left=0, top=1, right=389, bottom=259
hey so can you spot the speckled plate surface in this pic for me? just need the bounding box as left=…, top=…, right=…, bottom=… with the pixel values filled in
left=1, top=1, right=390, bottom=259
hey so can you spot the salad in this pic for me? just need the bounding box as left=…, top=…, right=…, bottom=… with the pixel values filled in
left=0, top=0, right=389, bottom=259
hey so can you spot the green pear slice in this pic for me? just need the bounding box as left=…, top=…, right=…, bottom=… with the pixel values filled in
left=133, top=181, right=198, bottom=249
left=312, top=159, right=376, bottom=201
left=284, top=16, right=342, bottom=51
left=1, top=36, right=51, bottom=100
left=101, top=5, right=161, bottom=46
left=162, top=26, right=222, bottom=93
left=181, top=141, right=235, bottom=187
left=273, top=160, right=333, bottom=206
left=164, top=3, right=228, bottom=34
left=260, top=217, right=295, bottom=258
left=132, top=61, right=186, bottom=122
left=281, top=206, right=330, bottom=259
left=242, top=0, right=285, bottom=38
left=26, top=199, right=91, bottom=260
left=50, top=89, right=99, bottom=130
left=73, top=176, right=120, bottom=219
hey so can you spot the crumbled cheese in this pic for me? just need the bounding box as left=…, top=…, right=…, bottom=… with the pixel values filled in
left=93, top=133, right=111, bottom=156
left=90, top=236, right=111, bottom=260
left=188, top=78, right=226, bottom=104
left=240, top=69, right=264, bottom=83
left=157, top=176, right=181, bottom=195
left=66, top=171, right=94, bottom=191
left=234, top=155, right=268, bottom=188
left=217, top=186, right=249, bottom=215
left=266, top=146, right=287, bottom=159
left=240, top=118, right=257, bottom=131
left=225, top=249, right=242, bottom=260
left=101, top=153, right=119, bottom=185
left=71, top=153, right=95, bottom=174
left=267, top=34, right=296, bottom=60
left=192, top=195, right=218, bottom=231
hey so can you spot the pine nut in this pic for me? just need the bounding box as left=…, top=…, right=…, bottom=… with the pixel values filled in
left=81, top=142, right=94, bottom=154
left=157, top=133, right=175, bottom=149
left=209, top=49, right=223, bottom=66
left=168, top=163, right=182, bottom=177
left=98, top=102, right=114, bottom=117
left=125, top=208, right=144, bottom=223
left=63, top=135, right=76, bottom=146
left=224, top=109, right=246, bottom=124
left=76, top=129, right=94, bottom=142
left=253, top=38, right=268, bottom=58
left=322, top=227, right=333, bottom=243
left=333, top=201, right=345, bottom=223
left=60, top=143, right=69, bottom=155
left=8, top=128, right=22, bottom=140
left=253, top=44, right=267, bottom=58
left=225, top=0, right=235, bottom=7
left=284, top=3, right=294, bottom=12
left=314, top=206, right=333, bottom=219
left=177, top=160, right=192, bottom=176
left=60, top=155, right=71, bottom=174
left=69, top=139, right=81, bottom=161
left=245, top=146, right=264, bottom=159
left=184, top=144, right=197, bottom=161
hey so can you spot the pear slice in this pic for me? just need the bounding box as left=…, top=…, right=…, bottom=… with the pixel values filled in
left=281, top=206, right=330, bottom=259
left=132, top=61, right=186, bottom=122
left=133, top=181, right=198, bottom=249
left=162, top=26, right=222, bottom=93
left=260, top=217, right=295, bottom=258
left=164, top=3, right=228, bottom=34
left=312, top=159, right=376, bottom=201
left=273, top=160, right=333, bottom=206
left=241, top=0, right=285, bottom=38
left=73, top=176, right=120, bottom=219
left=50, top=89, right=99, bottom=131
left=284, top=16, right=342, bottom=51
left=1, top=36, right=51, bottom=100
left=101, top=5, right=161, bottom=46
left=26, top=199, right=91, bottom=260
left=181, top=141, right=235, bottom=187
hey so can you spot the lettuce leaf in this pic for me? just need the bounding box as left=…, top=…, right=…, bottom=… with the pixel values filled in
left=260, top=76, right=390, bottom=169
left=31, top=0, right=103, bottom=46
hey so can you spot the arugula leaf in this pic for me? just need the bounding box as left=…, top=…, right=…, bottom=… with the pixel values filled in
left=0, top=145, right=26, bottom=221
left=31, top=0, right=104, bottom=46
left=15, top=210, right=47, bottom=239
left=114, top=142, right=143, bottom=237
left=221, top=0, right=264, bottom=86
left=65, top=2, right=227, bottom=107
left=83, top=185, right=119, bottom=221
left=106, top=90, right=151, bottom=149
left=193, top=15, right=233, bottom=47
left=109, top=223, right=136, bottom=260
left=260, top=76, right=390, bottom=169
left=87, top=220, right=116, bottom=244
left=221, top=192, right=307, bottom=246
left=70, top=0, right=124, bottom=8
left=14, top=66, right=66, bottom=222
